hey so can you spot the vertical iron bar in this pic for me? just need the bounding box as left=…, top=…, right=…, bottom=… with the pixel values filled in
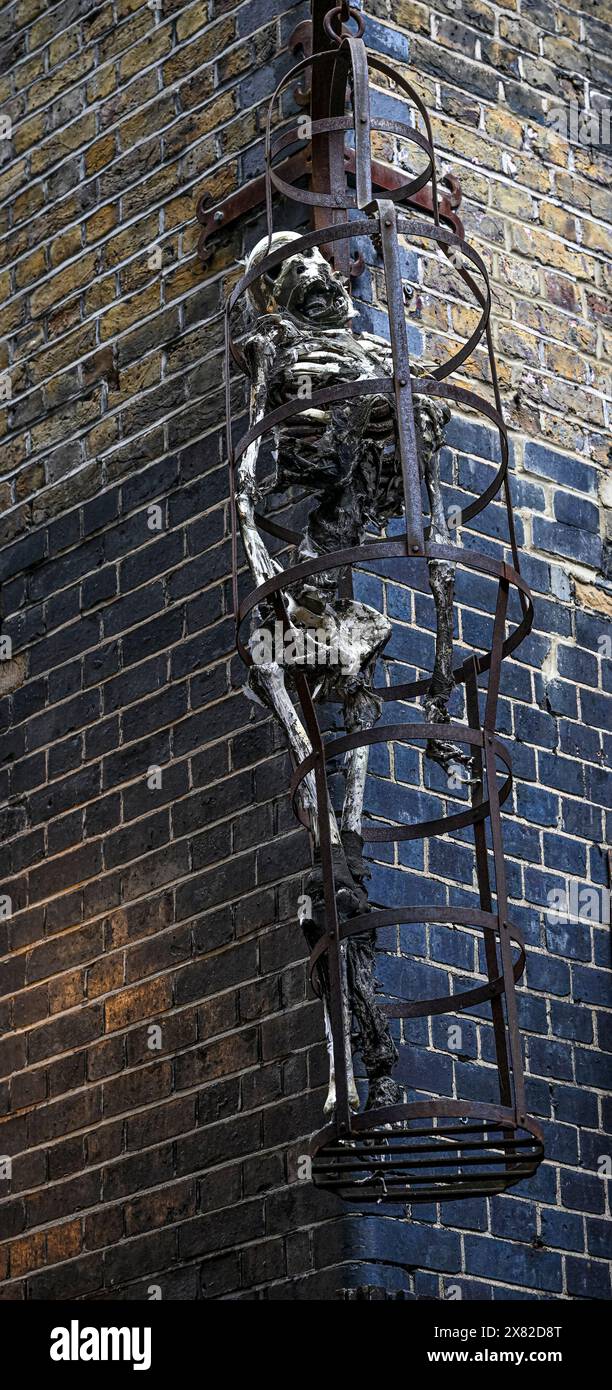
left=466, top=659, right=512, bottom=1106
left=377, top=199, right=424, bottom=555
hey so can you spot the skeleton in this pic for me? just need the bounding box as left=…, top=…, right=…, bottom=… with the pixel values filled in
left=235, top=230, right=467, bottom=1116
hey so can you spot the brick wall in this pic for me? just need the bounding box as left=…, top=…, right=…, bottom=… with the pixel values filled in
left=0, top=0, right=610, bottom=1300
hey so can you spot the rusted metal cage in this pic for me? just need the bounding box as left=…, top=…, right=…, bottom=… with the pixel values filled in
left=224, top=2, right=544, bottom=1202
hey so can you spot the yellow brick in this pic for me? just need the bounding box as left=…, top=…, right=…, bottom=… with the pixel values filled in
left=49, top=970, right=84, bottom=1014
left=15, top=247, right=47, bottom=290
left=581, top=219, right=612, bottom=258
left=498, top=325, right=541, bottom=366
left=107, top=356, right=160, bottom=409
left=544, top=341, right=588, bottom=384
left=48, top=28, right=80, bottom=67
left=31, top=113, right=97, bottom=177
left=87, top=66, right=117, bottom=102
left=538, top=201, right=578, bottom=240
left=495, top=252, right=540, bottom=297
left=100, top=283, right=160, bottom=339
left=30, top=252, right=99, bottom=318
left=104, top=213, right=159, bottom=269
left=394, top=0, right=430, bottom=35
left=82, top=278, right=117, bottom=317
left=162, top=18, right=234, bottom=85
left=85, top=134, right=117, bottom=176
left=510, top=223, right=586, bottom=278
left=49, top=226, right=83, bottom=268
left=14, top=112, right=46, bottom=156
left=85, top=204, right=119, bottom=244
left=118, top=25, right=172, bottom=82
left=489, top=180, right=537, bottom=219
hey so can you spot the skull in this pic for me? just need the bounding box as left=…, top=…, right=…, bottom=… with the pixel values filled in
left=245, top=231, right=354, bottom=327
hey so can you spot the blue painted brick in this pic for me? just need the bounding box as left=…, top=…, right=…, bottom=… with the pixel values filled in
left=579, top=1128, right=612, bottom=1171
left=575, top=1047, right=612, bottom=1089
left=517, top=991, right=548, bottom=1033
left=540, top=1207, right=584, bottom=1253
left=516, top=632, right=553, bottom=672
left=518, top=551, right=552, bottom=594
left=551, top=1082, right=598, bottom=1127
left=543, top=833, right=586, bottom=877
left=561, top=1170, right=606, bottom=1214
left=551, top=999, right=593, bottom=1043
left=528, top=1036, right=573, bottom=1080
left=538, top=750, right=585, bottom=796
left=527, top=952, right=569, bottom=996
left=489, top=1196, right=537, bottom=1242
left=562, top=798, right=602, bottom=838
left=365, top=16, right=411, bottom=60
left=430, top=923, right=475, bottom=970
left=524, top=442, right=598, bottom=495
left=586, top=1217, right=612, bottom=1260
left=533, top=517, right=602, bottom=568
left=504, top=820, right=541, bottom=863
left=586, top=763, right=612, bottom=807
left=557, top=643, right=599, bottom=686
left=536, top=676, right=577, bottom=719
left=432, top=1013, right=478, bottom=1056
left=545, top=917, right=592, bottom=963
left=554, top=490, right=600, bottom=533
left=576, top=607, right=612, bottom=650
left=581, top=683, right=612, bottom=728
left=572, top=965, right=610, bottom=1007
left=533, top=596, right=572, bottom=637
left=566, top=1256, right=611, bottom=1300
left=441, top=1198, right=488, bottom=1232
left=452, top=1058, right=501, bottom=1104
left=499, top=661, right=532, bottom=702
left=463, top=1233, right=562, bottom=1293
left=514, top=705, right=557, bottom=748
left=516, top=784, right=559, bottom=826
left=347, top=1214, right=461, bottom=1272
left=397, top=1045, right=454, bottom=1096
left=446, top=417, right=498, bottom=461
left=526, top=1158, right=557, bottom=1200
left=596, top=1010, right=612, bottom=1051
left=539, top=1118, right=579, bottom=1164
left=558, top=717, right=600, bottom=761
left=429, top=838, right=474, bottom=884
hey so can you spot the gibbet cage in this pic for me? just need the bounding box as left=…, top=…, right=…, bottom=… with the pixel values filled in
left=223, top=2, right=544, bottom=1203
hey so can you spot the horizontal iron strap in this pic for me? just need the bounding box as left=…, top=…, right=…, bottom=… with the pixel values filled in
left=267, top=105, right=437, bottom=158
left=253, top=379, right=509, bottom=544
left=321, top=1127, right=539, bottom=1146
left=310, top=1100, right=544, bottom=1146
left=237, top=540, right=530, bottom=629
left=226, top=216, right=379, bottom=319
left=227, top=219, right=489, bottom=370
left=234, top=377, right=393, bottom=460
left=307, top=901, right=524, bottom=985
left=361, top=768, right=512, bottom=842
left=312, top=1150, right=528, bottom=1171
left=291, top=720, right=511, bottom=789
left=379, top=943, right=524, bottom=1019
